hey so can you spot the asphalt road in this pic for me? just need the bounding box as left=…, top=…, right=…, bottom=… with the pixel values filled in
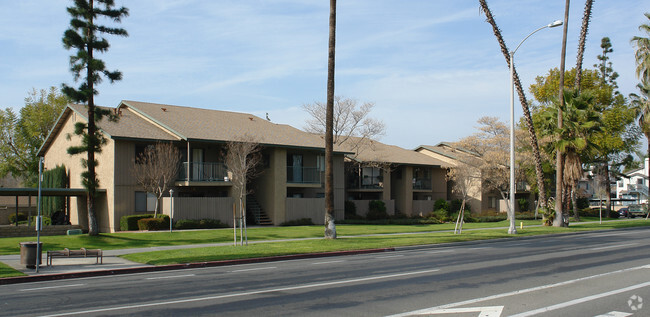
left=1, top=227, right=650, bottom=317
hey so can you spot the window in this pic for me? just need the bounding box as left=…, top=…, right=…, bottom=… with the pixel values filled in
left=362, top=167, right=381, bottom=187
left=135, top=191, right=156, bottom=212
left=317, top=155, right=325, bottom=172
left=637, top=178, right=644, bottom=185
left=489, top=196, right=498, bottom=209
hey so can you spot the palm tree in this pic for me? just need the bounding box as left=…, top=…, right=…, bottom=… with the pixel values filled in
left=538, top=90, right=600, bottom=222
left=554, top=0, right=571, bottom=227
left=478, top=0, right=548, bottom=213
left=574, top=0, right=594, bottom=91
left=631, top=13, right=650, bottom=82
left=632, top=13, right=650, bottom=219
left=631, top=80, right=650, bottom=165
left=324, top=0, right=337, bottom=239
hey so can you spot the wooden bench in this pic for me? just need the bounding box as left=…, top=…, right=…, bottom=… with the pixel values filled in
left=46, top=248, right=103, bottom=266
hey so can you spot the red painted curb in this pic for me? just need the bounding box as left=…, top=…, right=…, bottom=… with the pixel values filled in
left=0, top=248, right=394, bottom=285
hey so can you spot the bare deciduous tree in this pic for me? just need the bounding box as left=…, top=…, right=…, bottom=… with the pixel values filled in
left=447, top=156, right=481, bottom=234
left=303, top=96, right=386, bottom=158
left=133, top=142, right=181, bottom=217
left=457, top=117, right=527, bottom=218
left=224, top=135, right=262, bottom=246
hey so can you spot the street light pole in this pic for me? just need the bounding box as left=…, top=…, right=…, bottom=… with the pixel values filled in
left=508, top=20, right=562, bottom=235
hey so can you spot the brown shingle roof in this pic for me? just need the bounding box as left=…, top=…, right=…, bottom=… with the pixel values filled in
left=343, top=138, right=450, bottom=167
left=68, top=104, right=178, bottom=141
left=121, top=100, right=332, bottom=150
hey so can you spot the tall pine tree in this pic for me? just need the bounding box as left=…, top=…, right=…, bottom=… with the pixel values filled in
left=61, top=0, right=128, bottom=235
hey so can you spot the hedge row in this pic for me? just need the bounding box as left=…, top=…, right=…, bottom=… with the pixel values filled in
left=120, top=214, right=169, bottom=231
left=175, top=219, right=228, bottom=229
left=137, top=217, right=170, bottom=231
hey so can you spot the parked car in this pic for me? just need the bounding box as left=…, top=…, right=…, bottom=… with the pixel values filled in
left=618, top=207, right=629, bottom=218
left=628, top=205, right=647, bottom=218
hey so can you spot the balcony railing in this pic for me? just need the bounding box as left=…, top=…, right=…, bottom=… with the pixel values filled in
left=178, top=162, right=228, bottom=182
left=628, top=184, right=649, bottom=197
left=412, top=178, right=431, bottom=190
left=287, top=166, right=321, bottom=184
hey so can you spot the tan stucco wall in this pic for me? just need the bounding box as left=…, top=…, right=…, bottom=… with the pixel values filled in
left=391, top=166, right=414, bottom=215
left=43, top=110, right=112, bottom=232
left=253, top=147, right=287, bottom=225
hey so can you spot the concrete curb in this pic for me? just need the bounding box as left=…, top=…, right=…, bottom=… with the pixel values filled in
left=0, top=248, right=394, bottom=285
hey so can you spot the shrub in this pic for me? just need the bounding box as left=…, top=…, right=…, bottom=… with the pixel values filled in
left=450, top=212, right=476, bottom=223
left=175, top=218, right=228, bottom=229
left=434, top=199, right=449, bottom=212
left=137, top=217, right=169, bottom=231
left=517, top=198, right=529, bottom=212
left=8, top=213, right=28, bottom=223
left=450, top=199, right=470, bottom=213
left=120, top=214, right=169, bottom=231
left=429, top=209, right=450, bottom=222
left=576, top=197, right=590, bottom=210
left=51, top=210, right=68, bottom=225
left=280, top=218, right=314, bottom=226
left=30, top=216, right=52, bottom=227
left=366, top=200, right=388, bottom=220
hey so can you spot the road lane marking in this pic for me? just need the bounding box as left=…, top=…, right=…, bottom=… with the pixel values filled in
left=509, top=281, right=650, bottom=317
left=374, top=255, right=404, bottom=259
left=146, top=274, right=195, bottom=280
left=589, top=243, right=639, bottom=251
left=424, top=250, right=454, bottom=254
left=20, top=284, right=85, bottom=292
left=395, top=306, right=503, bottom=316
left=311, top=260, right=345, bottom=265
left=387, top=264, right=650, bottom=317
left=594, top=312, right=632, bottom=317
left=38, top=268, right=441, bottom=317
left=230, top=266, right=277, bottom=273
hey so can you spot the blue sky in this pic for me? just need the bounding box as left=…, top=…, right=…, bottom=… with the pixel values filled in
left=1, top=0, right=648, bottom=149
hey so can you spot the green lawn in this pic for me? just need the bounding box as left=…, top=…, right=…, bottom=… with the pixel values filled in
left=120, top=220, right=650, bottom=265
left=0, top=261, right=26, bottom=278
left=2, top=219, right=648, bottom=278
left=0, top=220, right=545, bottom=256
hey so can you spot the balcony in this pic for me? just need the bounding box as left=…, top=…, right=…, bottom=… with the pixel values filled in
left=178, top=162, right=228, bottom=182
left=627, top=184, right=649, bottom=197
left=287, top=166, right=321, bottom=184
left=412, top=178, right=431, bottom=190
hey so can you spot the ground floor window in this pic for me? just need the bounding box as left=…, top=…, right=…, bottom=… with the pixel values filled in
left=135, top=191, right=156, bottom=212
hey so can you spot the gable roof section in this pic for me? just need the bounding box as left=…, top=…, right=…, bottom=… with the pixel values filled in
left=343, top=138, right=449, bottom=167
left=121, top=100, right=333, bottom=150
left=38, top=103, right=179, bottom=156
left=416, top=142, right=480, bottom=160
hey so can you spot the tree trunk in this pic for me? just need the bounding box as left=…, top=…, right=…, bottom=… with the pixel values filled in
left=604, top=162, right=612, bottom=213
left=554, top=0, right=571, bottom=228
left=571, top=184, right=580, bottom=221
left=324, top=0, right=337, bottom=239
left=86, top=0, right=98, bottom=236
left=574, top=0, right=594, bottom=90
left=478, top=0, right=548, bottom=210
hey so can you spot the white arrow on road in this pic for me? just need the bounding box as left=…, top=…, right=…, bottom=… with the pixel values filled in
left=387, top=306, right=503, bottom=317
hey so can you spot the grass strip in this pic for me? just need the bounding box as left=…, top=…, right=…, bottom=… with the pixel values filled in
left=0, top=261, right=26, bottom=278
left=121, top=220, right=650, bottom=265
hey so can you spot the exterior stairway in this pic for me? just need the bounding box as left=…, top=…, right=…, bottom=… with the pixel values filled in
left=246, top=195, right=273, bottom=225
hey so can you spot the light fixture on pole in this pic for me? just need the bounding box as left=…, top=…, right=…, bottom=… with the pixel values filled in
left=508, top=19, right=562, bottom=235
